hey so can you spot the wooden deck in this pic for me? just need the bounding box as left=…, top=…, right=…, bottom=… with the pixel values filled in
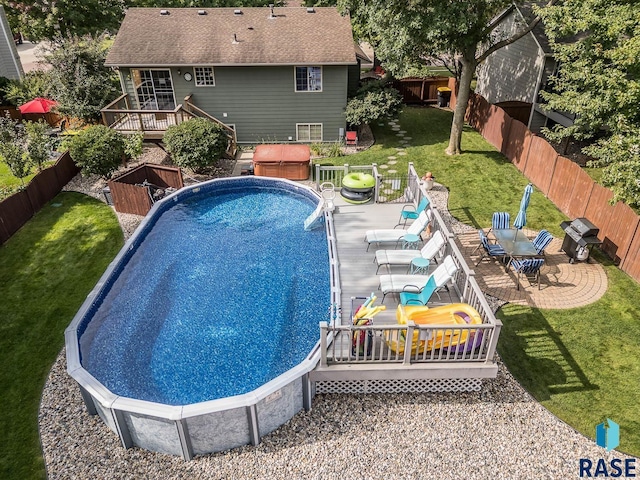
left=332, top=195, right=459, bottom=328
left=312, top=174, right=501, bottom=384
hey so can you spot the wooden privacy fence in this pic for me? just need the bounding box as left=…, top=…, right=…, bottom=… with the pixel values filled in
left=464, top=89, right=640, bottom=283
left=108, top=163, right=184, bottom=216
left=0, top=151, right=80, bottom=245
left=392, top=77, right=450, bottom=104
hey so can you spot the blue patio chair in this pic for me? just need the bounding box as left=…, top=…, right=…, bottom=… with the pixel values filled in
left=511, top=257, right=545, bottom=290
left=489, top=212, right=510, bottom=235
left=475, top=230, right=506, bottom=266
left=396, top=196, right=430, bottom=227
left=399, top=275, right=438, bottom=305
left=532, top=229, right=554, bottom=254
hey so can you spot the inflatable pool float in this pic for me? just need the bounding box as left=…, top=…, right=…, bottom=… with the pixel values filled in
left=341, top=172, right=375, bottom=204
left=384, top=303, right=483, bottom=355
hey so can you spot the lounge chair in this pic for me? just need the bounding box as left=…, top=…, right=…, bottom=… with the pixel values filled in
left=364, top=209, right=431, bottom=252
left=532, top=229, right=554, bottom=255
left=475, top=230, right=506, bottom=266
left=375, top=230, right=446, bottom=273
left=378, top=255, right=458, bottom=303
left=395, top=196, right=430, bottom=227
left=399, top=275, right=438, bottom=305
left=511, top=257, right=545, bottom=290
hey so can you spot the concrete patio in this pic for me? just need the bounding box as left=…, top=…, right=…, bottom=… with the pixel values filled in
left=455, top=227, right=608, bottom=309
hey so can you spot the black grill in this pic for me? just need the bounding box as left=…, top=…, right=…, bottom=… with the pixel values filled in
left=560, top=217, right=602, bottom=263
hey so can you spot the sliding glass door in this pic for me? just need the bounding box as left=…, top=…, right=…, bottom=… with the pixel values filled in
left=132, top=69, right=176, bottom=110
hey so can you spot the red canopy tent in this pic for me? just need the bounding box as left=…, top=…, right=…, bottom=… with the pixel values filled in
left=18, top=97, right=58, bottom=114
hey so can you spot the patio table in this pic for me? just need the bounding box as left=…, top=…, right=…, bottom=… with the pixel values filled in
left=493, top=229, right=540, bottom=272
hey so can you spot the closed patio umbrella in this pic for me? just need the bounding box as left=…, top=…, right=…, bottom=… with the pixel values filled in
left=18, top=97, right=58, bottom=114
left=513, top=183, right=534, bottom=230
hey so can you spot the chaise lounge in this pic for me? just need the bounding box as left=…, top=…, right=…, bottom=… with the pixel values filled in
left=378, top=255, right=459, bottom=303
left=364, top=210, right=432, bottom=252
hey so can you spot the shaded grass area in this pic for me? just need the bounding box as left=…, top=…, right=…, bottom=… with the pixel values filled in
left=338, top=106, right=640, bottom=456
left=0, top=192, right=123, bottom=480
left=497, top=250, right=640, bottom=455
left=343, top=107, right=568, bottom=236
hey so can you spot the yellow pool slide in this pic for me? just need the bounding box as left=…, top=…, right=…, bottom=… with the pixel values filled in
left=384, top=303, right=483, bottom=355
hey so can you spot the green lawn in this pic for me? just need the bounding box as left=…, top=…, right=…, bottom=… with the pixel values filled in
left=340, top=106, right=640, bottom=456
left=0, top=192, right=123, bottom=480
left=0, top=161, right=39, bottom=188
left=497, top=249, right=640, bottom=456
left=343, top=107, right=568, bottom=236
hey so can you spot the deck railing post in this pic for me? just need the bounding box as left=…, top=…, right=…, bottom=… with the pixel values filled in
left=403, top=322, right=415, bottom=365
left=320, top=321, right=328, bottom=367
left=485, top=322, right=501, bottom=363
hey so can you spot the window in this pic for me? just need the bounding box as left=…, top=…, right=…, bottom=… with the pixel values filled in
left=194, top=67, right=215, bottom=86
left=296, top=123, right=322, bottom=142
left=295, top=66, right=322, bottom=92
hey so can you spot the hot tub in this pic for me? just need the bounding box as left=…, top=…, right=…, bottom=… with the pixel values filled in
left=252, top=144, right=310, bottom=180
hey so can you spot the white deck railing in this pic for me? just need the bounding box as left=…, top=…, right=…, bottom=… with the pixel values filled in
left=317, top=163, right=502, bottom=374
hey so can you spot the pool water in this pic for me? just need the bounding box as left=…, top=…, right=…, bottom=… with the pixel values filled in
left=79, top=185, right=329, bottom=406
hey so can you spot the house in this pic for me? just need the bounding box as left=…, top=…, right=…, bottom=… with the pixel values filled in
left=474, top=2, right=574, bottom=133
left=0, top=6, right=24, bottom=80
left=103, top=7, right=364, bottom=146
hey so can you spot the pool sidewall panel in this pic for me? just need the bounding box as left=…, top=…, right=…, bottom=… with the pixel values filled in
left=123, top=411, right=183, bottom=456
left=186, top=406, right=251, bottom=455
left=256, top=377, right=303, bottom=437
left=93, top=401, right=118, bottom=434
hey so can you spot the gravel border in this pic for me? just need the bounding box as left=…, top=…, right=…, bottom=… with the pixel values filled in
left=41, top=152, right=637, bottom=479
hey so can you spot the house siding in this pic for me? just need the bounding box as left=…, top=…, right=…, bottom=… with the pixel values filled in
left=475, top=11, right=544, bottom=104
left=0, top=6, right=23, bottom=80
left=120, top=65, right=348, bottom=143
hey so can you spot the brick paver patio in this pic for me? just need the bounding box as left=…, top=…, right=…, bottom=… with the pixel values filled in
left=456, top=228, right=608, bottom=309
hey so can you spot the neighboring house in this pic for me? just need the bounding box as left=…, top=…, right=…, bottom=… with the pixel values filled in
left=103, top=6, right=364, bottom=145
left=0, top=6, right=24, bottom=80
left=475, top=2, right=574, bottom=133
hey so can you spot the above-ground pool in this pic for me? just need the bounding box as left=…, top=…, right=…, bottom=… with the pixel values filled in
left=66, top=177, right=337, bottom=459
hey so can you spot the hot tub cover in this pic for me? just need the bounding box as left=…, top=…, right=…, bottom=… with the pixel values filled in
left=253, top=144, right=311, bottom=163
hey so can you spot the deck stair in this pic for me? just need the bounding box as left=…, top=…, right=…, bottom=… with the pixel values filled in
left=101, top=94, right=237, bottom=158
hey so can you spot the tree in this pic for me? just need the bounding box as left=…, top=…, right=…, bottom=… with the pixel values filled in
left=0, top=143, right=30, bottom=185
left=24, top=121, right=53, bottom=172
left=539, top=0, right=640, bottom=208
left=41, top=36, right=120, bottom=123
left=163, top=118, right=228, bottom=173
left=1, top=71, right=52, bottom=107
left=0, top=117, right=30, bottom=184
left=340, top=0, right=557, bottom=155
left=68, top=125, right=125, bottom=179
left=0, top=0, right=127, bottom=42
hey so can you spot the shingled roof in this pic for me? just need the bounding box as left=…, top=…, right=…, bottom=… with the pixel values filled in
left=105, top=7, right=358, bottom=67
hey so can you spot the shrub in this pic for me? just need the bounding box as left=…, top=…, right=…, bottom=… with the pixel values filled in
left=163, top=118, right=228, bottom=173
left=68, top=125, right=124, bottom=179
left=123, top=131, right=144, bottom=161
left=310, top=142, right=325, bottom=156
left=345, top=82, right=403, bottom=126
left=325, top=142, right=344, bottom=157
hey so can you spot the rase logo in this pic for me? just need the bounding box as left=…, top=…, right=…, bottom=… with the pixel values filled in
left=579, top=419, right=637, bottom=478
left=597, top=418, right=620, bottom=451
